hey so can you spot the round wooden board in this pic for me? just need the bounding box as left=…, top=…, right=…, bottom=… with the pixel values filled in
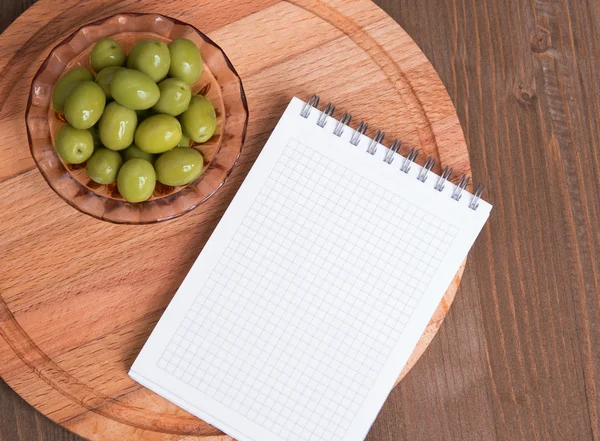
left=0, top=1, right=470, bottom=440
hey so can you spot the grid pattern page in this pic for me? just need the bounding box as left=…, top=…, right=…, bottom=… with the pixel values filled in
left=156, top=139, right=458, bottom=441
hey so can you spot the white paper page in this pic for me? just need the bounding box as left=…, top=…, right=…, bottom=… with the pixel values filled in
left=130, top=97, right=492, bottom=441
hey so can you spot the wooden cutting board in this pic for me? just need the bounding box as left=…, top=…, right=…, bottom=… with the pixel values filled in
left=0, top=0, right=470, bottom=440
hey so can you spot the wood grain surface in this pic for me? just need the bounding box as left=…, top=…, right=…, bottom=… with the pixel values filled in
left=1, top=2, right=599, bottom=441
left=0, top=0, right=468, bottom=440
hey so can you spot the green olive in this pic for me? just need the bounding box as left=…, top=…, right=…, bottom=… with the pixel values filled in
left=135, top=114, right=182, bottom=154
left=177, top=134, right=191, bottom=147
left=117, top=158, right=156, bottom=202
left=110, top=68, right=160, bottom=110
left=90, top=38, right=126, bottom=72
left=52, top=67, right=94, bottom=112
left=155, top=147, right=204, bottom=186
left=54, top=124, right=94, bottom=164
left=121, top=144, right=156, bottom=163
left=64, top=81, right=106, bottom=129
left=98, top=101, right=137, bottom=151
left=127, top=39, right=170, bottom=82
left=152, top=78, right=191, bottom=116
left=86, top=147, right=123, bottom=184
left=95, top=66, right=122, bottom=99
left=179, top=95, right=216, bottom=143
left=168, top=38, right=202, bottom=84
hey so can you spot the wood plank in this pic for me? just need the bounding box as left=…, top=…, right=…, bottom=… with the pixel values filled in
left=367, top=0, right=600, bottom=440
left=4, top=0, right=598, bottom=440
left=0, top=0, right=469, bottom=440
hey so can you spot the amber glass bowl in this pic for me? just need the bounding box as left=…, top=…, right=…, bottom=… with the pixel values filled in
left=26, top=13, right=248, bottom=224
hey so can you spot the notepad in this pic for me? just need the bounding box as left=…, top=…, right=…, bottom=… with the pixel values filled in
left=130, top=96, right=492, bottom=441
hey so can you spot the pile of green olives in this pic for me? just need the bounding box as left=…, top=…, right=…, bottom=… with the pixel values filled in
left=52, top=37, right=214, bottom=203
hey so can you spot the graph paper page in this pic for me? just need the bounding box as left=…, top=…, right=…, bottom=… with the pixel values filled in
left=130, top=97, right=492, bottom=441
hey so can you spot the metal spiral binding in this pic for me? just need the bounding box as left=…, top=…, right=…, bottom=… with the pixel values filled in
left=317, top=103, right=335, bottom=127
left=417, top=156, right=436, bottom=182
left=383, top=139, right=402, bottom=164
left=367, top=130, right=385, bottom=155
left=301, top=94, right=486, bottom=210
left=350, top=121, right=368, bottom=146
left=334, top=112, right=352, bottom=136
left=469, top=184, right=485, bottom=210
left=301, top=94, right=319, bottom=118
left=435, top=166, right=453, bottom=192
left=401, top=148, right=419, bottom=173
left=452, top=175, right=470, bottom=201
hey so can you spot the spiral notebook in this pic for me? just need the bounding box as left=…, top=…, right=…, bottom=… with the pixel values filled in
left=130, top=96, right=492, bottom=441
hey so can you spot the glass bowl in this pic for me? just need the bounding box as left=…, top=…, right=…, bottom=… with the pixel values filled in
left=26, top=13, right=248, bottom=224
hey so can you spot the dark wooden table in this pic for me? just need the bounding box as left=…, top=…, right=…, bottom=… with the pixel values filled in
left=1, top=0, right=599, bottom=440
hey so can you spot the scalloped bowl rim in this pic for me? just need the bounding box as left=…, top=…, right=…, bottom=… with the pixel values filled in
left=26, top=12, right=249, bottom=224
